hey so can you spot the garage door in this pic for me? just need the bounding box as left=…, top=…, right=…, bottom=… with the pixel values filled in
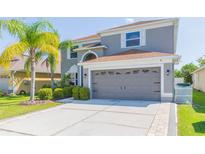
left=91, top=67, right=161, bottom=100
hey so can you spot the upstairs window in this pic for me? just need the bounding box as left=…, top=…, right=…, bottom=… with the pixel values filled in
left=126, top=31, right=140, bottom=47
left=70, top=45, right=78, bottom=59
left=67, top=45, right=78, bottom=59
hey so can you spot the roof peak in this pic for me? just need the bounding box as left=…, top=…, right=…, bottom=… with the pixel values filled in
left=74, top=18, right=178, bottom=43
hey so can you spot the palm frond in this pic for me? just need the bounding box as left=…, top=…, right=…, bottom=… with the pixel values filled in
left=0, top=19, right=27, bottom=40
left=34, top=32, right=60, bottom=48
left=38, top=44, right=59, bottom=64
left=0, top=41, right=29, bottom=68
left=31, top=20, right=56, bottom=34
left=35, top=51, right=43, bottom=62
left=23, top=51, right=43, bottom=76
left=59, top=40, right=74, bottom=50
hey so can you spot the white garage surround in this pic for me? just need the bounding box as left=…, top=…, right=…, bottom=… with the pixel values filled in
left=79, top=56, right=178, bottom=100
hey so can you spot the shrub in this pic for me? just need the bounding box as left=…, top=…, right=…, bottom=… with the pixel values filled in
left=42, top=84, right=51, bottom=88
left=60, top=74, right=71, bottom=88
left=0, top=90, right=3, bottom=97
left=9, top=93, right=16, bottom=97
left=63, top=86, right=73, bottom=98
left=72, top=86, right=80, bottom=99
left=19, top=90, right=26, bottom=95
left=79, top=87, right=90, bottom=100
left=53, top=88, right=64, bottom=99
left=38, top=88, right=52, bottom=100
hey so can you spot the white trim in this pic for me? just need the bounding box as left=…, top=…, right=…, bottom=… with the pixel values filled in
left=161, top=64, right=164, bottom=98
left=88, top=69, right=92, bottom=98
left=80, top=50, right=99, bottom=62
left=121, top=30, right=146, bottom=49
left=74, top=39, right=100, bottom=44
left=74, top=45, right=107, bottom=51
left=124, top=31, right=141, bottom=48
left=173, top=19, right=179, bottom=53
left=99, top=18, right=178, bottom=37
left=86, top=61, right=173, bottom=99
left=79, top=55, right=179, bottom=67
left=79, top=66, right=82, bottom=86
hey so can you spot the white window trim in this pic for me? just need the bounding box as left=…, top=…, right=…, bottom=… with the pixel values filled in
left=125, top=31, right=141, bottom=47
left=80, top=50, right=98, bottom=62
left=70, top=51, right=78, bottom=59
left=121, top=30, right=146, bottom=48
left=67, top=49, right=78, bottom=59
left=67, top=44, right=82, bottom=59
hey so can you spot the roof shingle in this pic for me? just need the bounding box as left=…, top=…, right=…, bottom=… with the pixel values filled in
left=82, top=50, right=175, bottom=63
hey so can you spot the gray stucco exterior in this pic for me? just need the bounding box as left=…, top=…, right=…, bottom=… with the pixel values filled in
left=61, top=20, right=178, bottom=101
left=61, top=48, right=78, bottom=78
left=101, top=26, right=174, bottom=56
left=61, top=25, right=175, bottom=76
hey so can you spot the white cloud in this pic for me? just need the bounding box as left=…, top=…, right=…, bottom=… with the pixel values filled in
left=124, top=18, right=136, bottom=23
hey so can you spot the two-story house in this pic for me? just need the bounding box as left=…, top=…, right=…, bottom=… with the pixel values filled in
left=61, top=18, right=180, bottom=101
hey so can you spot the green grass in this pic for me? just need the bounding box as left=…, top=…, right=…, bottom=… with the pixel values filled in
left=0, top=95, right=61, bottom=120
left=178, top=89, right=205, bottom=136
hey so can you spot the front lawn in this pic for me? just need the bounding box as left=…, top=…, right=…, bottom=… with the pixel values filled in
left=0, top=95, right=61, bottom=120
left=178, top=89, right=205, bottom=136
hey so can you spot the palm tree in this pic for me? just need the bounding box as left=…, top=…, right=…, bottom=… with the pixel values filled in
left=24, top=40, right=73, bottom=90
left=0, top=19, right=60, bottom=103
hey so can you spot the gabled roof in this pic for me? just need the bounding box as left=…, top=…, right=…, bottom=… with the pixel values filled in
left=74, top=18, right=178, bottom=43
left=81, top=49, right=177, bottom=64
left=74, top=34, right=100, bottom=43
left=74, top=42, right=107, bottom=51
left=101, top=18, right=167, bottom=32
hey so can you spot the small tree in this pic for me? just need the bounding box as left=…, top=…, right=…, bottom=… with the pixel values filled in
left=181, top=63, right=198, bottom=83
left=60, top=74, right=71, bottom=88
left=197, top=55, right=205, bottom=67
left=174, top=69, right=183, bottom=78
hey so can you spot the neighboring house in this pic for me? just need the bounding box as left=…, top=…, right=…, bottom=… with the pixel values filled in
left=61, top=18, right=180, bottom=101
left=0, top=56, right=61, bottom=94
left=192, top=66, right=205, bottom=92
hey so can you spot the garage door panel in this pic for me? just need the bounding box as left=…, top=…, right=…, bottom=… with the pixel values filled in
left=91, top=67, right=161, bottom=100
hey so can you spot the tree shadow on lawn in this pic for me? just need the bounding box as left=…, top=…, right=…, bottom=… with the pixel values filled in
left=193, top=104, right=205, bottom=114
left=0, top=101, right=22, bottom=107
left=192, top=121, right=205, bottom=134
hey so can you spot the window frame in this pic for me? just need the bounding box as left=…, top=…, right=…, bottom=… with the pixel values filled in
left=125, top=31, right=141, bottom=48
left=70, top=45, right=78, bottom=59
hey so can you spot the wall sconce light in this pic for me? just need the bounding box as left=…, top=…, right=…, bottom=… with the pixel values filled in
left=166, top=69, right=170, bottom=76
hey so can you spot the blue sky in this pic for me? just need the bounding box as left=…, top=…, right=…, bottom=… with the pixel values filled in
left=0, top=17, right=204, bottom=69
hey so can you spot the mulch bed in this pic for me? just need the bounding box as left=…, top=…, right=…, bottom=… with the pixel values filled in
left=21, top=100, right=54, bottom=106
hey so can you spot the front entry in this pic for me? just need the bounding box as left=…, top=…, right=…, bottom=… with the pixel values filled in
left=91, top=67, right=161, bottom=101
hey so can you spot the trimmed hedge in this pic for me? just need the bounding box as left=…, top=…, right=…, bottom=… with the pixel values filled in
left=72, top=86, right=90, bottom=100
left=53, top=88, right=64, bottom=99
left=72, top=86, right=80, bottom=100
left=38, top=88, right=52, bottom=100
left=63, top=86, right=73, bottom=98
left=79, top=87, right=90, bottom=100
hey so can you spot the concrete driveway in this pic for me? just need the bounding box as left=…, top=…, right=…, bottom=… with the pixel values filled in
left=0, top=99, right=176, bottom=136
